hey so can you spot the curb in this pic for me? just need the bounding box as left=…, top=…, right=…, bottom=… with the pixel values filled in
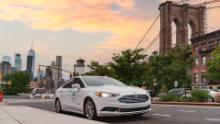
left=152, top=101, right=220, bottom=107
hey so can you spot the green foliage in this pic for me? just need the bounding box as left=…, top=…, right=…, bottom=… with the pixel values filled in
left=145, top=45, right=193, bottom=90
left=109, top=48, right=148, bottom=86
left=2, top=72, right=31, bottom=95
left=206, top=46, right=220, bottom=80
left=86, top=45, right=193, bottom=90
left=159, top=94, right=180, bottom=102
left=179, top=96, right=191, bottom=102
left=191, top=90, right=209, bottom=102
left=86, top=61, right=117, bottom=78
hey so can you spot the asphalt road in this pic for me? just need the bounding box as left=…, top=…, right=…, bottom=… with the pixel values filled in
left=5, top=99, right=220, bottom=124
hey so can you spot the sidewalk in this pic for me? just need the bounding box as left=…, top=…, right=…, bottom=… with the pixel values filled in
left=0, top=103, right=107, bottom=124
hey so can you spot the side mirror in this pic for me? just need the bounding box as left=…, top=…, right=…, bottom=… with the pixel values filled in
left=72, top=84, right=80, bottom=89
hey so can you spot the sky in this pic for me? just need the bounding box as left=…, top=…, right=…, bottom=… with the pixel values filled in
left=0, top=0, right=219, bottom=78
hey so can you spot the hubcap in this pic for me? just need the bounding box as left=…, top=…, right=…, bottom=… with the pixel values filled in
left=85, top=101, right=94, bottom=119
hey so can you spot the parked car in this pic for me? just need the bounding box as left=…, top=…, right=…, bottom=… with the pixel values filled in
left=55, top=76, right=151, bottom=120
left=215, top=92, right=220, bottom=103
left=200, top=89, right=218, bottom=102
left=167, top=88, right=191, bottom=97
left=32, top=88, right=46, bottom=96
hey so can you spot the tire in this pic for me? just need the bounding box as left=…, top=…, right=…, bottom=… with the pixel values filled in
left=84, top=98, right=98, bottom=120
left=55, top=99, right=62, bottom=113
left=207, top=97, right=214, bottom=103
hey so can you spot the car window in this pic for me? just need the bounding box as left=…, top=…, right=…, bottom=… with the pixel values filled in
left=73, top=78, right=85, bottom=88
left=63, top=81, right=72, bottom=88
left=168, top=89, right=182, bottom=94
left=82, top=76, right=125, bottom=86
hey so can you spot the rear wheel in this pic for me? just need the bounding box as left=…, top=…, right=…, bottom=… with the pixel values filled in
left=55, top=99, right=62, bottom=113
left=84, top=98, right=97, bottom=120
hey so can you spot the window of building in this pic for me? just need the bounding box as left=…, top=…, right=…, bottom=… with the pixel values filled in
left=194, top=47, right=198, bottom=55
left=194, top=57, right=199, bottom=65
left=194, top=73, right=199, bottom=83
left=202, top=73, right=206, bottom=84
left=202, top=56, right=206, bottom=65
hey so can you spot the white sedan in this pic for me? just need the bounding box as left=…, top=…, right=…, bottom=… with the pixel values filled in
left=55, top=76, right=151, bottom=120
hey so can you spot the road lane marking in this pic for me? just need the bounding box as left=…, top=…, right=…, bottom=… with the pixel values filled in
left=205, top=118, right=220, bottom=122
left=177, top=109, right=197, bottom=113
left=153, top=113, right=172, bottom=117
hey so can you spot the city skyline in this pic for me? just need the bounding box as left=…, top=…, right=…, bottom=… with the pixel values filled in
left=0, top=0, right=220, bottom=75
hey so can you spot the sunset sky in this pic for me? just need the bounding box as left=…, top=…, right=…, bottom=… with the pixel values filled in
left=0, top=0, right=219, bottom=77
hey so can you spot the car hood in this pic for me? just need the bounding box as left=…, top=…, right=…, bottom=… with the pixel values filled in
left=92, top=85, right=147, bottom=95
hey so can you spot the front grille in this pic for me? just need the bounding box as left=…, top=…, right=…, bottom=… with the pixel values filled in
left=101, top=106, right=150, bottom=112
left=119, top=94, right=149, bottom=103
left=120, top=106, right=150, bottom=112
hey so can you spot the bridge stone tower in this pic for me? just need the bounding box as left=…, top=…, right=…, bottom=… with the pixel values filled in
left=159, top=1, right=206, bottom=54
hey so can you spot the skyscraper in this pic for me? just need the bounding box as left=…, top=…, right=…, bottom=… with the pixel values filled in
left=0, top=62, right=12, bottom=82
left=26, top=44, right=35, bottom=79
left=56, top=56, right=62, bottom=81
left=14, top=53, right=22, bottom=71
left=2, top=56, right=11, bottom=63
left=37, top=67, right=44, bottom=81
left=51, top=56, right=63, bottom=89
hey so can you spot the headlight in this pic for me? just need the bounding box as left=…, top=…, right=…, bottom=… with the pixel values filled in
left=95, top=91, right=119, bottom=98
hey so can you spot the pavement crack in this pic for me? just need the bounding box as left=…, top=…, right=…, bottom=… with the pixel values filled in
left=0, top=107, right=24, bottom=124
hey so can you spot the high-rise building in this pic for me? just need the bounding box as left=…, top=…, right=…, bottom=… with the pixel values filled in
left=0, top=61, right=12, bottom=82
left=14, top=53, right=22, bottom=71
left=51, top=56, right=63, bottom=89
left=26, top=44, right=35, bottom=79
left=56, top=56, right=62, bottom=81
left=45, top=66, right=54, bottom=92
left=2, top=56, right=11, bottom=63
left=37, top=67, right=44, bottom=81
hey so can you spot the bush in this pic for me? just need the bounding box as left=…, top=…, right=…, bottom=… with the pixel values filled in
left=3, top=72, right=31, bottom=95
left=191, top=90, right=209, bottom=102
left=179, top=96, right=193, bottom=102
left=160, top=94, right=180, bottom=102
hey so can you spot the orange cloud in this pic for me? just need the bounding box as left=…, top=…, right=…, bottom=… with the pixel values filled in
left=0, top=0, right=219, bottom=63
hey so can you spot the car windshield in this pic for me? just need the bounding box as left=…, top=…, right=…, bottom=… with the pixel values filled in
left=82, top=76, right=126, bottom=87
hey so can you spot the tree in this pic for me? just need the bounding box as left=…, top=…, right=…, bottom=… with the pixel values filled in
left=206, top=46, right=220, bottom=80
left=109, top=49, right=147, bottom=86
left=145, top=45, right=193, bottom=90
left=86, top=61, right=116, bottom=78
left=2, top=72, right=31, bottom=95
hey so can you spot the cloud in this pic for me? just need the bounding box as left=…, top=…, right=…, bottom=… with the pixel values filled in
left=0, top=0, right=219, bottom=64
left=0, top=0, right=157, bottom=61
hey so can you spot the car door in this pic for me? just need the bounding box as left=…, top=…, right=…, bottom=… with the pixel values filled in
left=67, top=78, right=85, bottom=112
left=59, top=80, right=73, bottom=109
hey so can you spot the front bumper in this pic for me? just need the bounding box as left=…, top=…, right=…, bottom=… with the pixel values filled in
left=95, top=97, right=151, bottom=117
left=98, top=106, right=151, bottom=117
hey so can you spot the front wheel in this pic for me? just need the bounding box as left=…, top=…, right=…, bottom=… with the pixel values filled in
left=55, top=99, right=62, bottom=113
left=84, top=98, right=97, bottom=120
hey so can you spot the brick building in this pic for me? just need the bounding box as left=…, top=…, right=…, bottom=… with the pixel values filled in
left=191, top=29, right=220, bottom=90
